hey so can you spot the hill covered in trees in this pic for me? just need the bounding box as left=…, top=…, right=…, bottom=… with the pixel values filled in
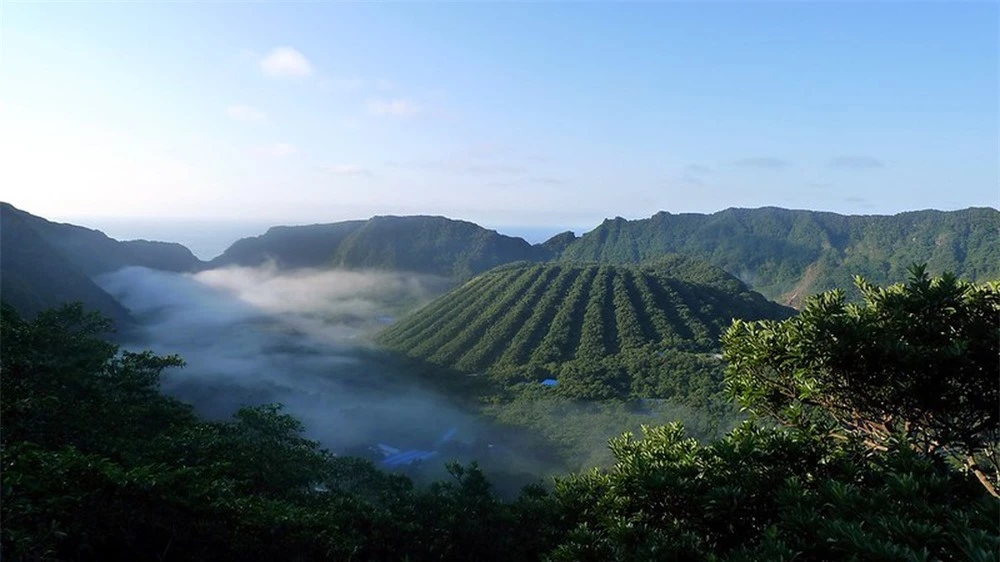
left=1, top=203, right=204, bottom=276
left=0, top=203, right=204, bottom=328
left=210, top=215, right=551, bottom=279
left=379, top=259, right=793, bottom=401
left=556, top=206, right=1000, bottom=306
left=0, top=207, right=135, bottom=329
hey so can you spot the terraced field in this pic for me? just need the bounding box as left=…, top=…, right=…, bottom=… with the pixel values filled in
left=378, top=260, right=794, bottom=375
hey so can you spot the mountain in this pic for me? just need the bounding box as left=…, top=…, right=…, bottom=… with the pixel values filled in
left=557, top=207, right=1000, bottom=306
left=1, top=206, right=134, bottom=329
left=539, top=231, right=578, bottom=255
left=210, top=215, right=551, bottom=279
left=1, top=203, right=205, bottom=328
left=378, top=260, right=793, bottom=388
left=1, top=203, right=204, bottom=276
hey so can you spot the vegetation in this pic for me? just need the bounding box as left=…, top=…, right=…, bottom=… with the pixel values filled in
left=2, top=267, right=998, bottom=560
left=210, top=215, right=551, bottom=279
left=0, top=303, right=553, bottom=561
left=379, top=260, right=793, bottom=402
left=0, top=205, right=135, bottom=330
left=1, top=202, right=203, bottom=276
left=549, top=423, right=997, bottom=561
left=556, top=207, right=1000, bottom=306
left=724, top=265, right=1000, bottom=496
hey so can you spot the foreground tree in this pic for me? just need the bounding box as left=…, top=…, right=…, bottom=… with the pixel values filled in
left=723, top=265, right=1000, bottom=496
left=550, top=423, right=998, bottom=561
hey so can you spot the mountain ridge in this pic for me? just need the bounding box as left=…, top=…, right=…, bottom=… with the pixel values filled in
left=558, top=206, right=1000, bottom=305
left=209, top=214, right=553, bottom=279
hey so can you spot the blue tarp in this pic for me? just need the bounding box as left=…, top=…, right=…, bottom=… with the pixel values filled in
left=541, top=379, right=559, bottom=387
left=381, top=450, right=438, bottom=468
left=435, top=427, right=459, bottom=448
left=377, top=427, right=457, bottom=468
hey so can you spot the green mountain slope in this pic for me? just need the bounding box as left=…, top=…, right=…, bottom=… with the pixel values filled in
left=1, top=203, right=204, bottom=276
left=378, top=260, right=793, bottom=400
left=558, top=207, right=1000, bottom=306
left=1, top=207, right=134, bottom=328
left=210, top=215, right=550, bottom=279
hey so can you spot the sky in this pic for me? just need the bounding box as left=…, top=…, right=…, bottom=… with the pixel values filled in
left=2, top=1, right=998, bottom=235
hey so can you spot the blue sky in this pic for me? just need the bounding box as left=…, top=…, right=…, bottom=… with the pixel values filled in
left=2, top=1, right=997, bottom=232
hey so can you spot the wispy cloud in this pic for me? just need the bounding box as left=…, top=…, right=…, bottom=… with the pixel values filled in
left=843, top=196, right=875, bottom=208
left=387, top=159, right=525, bottom=176
left=680, top=174, right=704, bottom=187
left=685, top=164, right=713, bottom=175
left=258, top=143, right=298, bottom=158
left=829, top=155, right=884, bottom=169
left=225, top=104, right=266, bottom=123
left=464, top=163, right=526, bottom=176
left=367, top=98, right=422, bottom=117
left=682, top=163, right=712, bottom=186
left=530, top=177, right=566, bottom=185
left=260, top=47, right=313, bottom=78
left=734, top=157, right=788, bottom=169
left=326, top=164, right=372, bottom=177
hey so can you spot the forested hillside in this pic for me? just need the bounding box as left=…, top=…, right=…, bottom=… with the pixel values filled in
left=0, top=209, right=134, bottom=329
left=557, top=207, right=1000, bottom=306
left=0, top=203, right=206, bottom=328
left=210, top=215, right=550, bottom=279
left=379, top=259, right=793, bottom=401
left=1, top=203, right=204, bottom=276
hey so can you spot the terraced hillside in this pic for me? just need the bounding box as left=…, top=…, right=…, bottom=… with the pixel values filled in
left=378, top=260, right=793, bottom=400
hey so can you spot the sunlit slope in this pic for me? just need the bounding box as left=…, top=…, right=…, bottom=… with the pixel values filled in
left=378, top=259, right=794, bottom=374
left=557, top=207, right=1000, bottom=306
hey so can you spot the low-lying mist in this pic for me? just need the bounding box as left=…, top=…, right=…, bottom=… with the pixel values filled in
left=96, top=265, right=559, bottom=488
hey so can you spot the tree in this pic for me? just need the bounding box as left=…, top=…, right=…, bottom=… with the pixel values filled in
left=549, top=423, right=998, bottom=561
left=723, top=265, right=1000, bottom=496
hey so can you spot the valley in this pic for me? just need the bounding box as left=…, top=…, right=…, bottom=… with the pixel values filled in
left=4, top=201, right=997, bottom=479
left=3, top=201, right=997, bottom=560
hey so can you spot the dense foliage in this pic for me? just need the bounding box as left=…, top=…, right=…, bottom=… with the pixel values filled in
left=3, top=284, right=997, bottom=560
left=724, top=265, right=1000, bottom=496
left=550, top=423, right=998, bottom=561
left=210, top=215, right=551, bottom=279
left=379, top=260, right=792, bottom=402
left=557, top=207, right=1000, bottom=306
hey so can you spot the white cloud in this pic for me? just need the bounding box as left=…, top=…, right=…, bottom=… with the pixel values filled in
left=225, top=104, right=266, bottom=123
left=260, top=47, right=313, bottom=77
left=367, top=98, right=421, bottom=117
left=326, top=164, right=372, bottom=177
left=258, top=143, right=298, bottom=157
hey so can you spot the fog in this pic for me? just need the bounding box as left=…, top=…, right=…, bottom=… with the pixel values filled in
left=96, top=265, right=559, bottom=486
